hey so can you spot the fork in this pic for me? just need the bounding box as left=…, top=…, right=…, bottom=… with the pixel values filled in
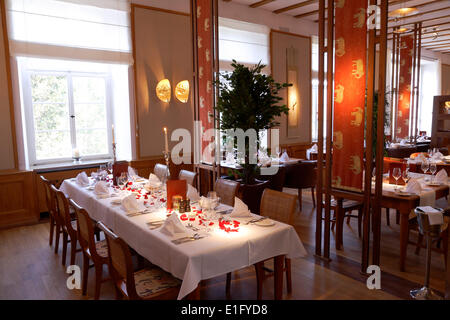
left=172, top=233, right=203, bottom=245
left=245, top=217, right=267, bottom=225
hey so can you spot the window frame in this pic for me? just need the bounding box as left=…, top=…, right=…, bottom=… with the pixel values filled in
left=21, top=66, right=114, bottom=166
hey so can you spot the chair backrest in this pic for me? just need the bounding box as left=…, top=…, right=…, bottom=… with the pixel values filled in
left=154, top=163, right=168, bottom=181
left=70, top=199, right=99, bottom=258
left=54, top=188, right=76, bottom=234
left=98, top=221, right=138, bottom=299
left=284, top=161, right=317, bottom=189
left=260, top=189, right=296, bottom=225
left=178, top=169, right=197, bottom=187
left=50, top=185, right=63, bottom=224
left=40, top=176, right=55, bottom=217
left=215, top=178, right=240, bottom=207
left=386, top=146, right=417, bottom=159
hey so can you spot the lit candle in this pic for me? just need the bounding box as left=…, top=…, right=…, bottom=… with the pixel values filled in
left=73, top=148, right=80, bottom=158
left=163, top=127, right=169, bottom=153
left=112, top=125, right=115, bottom=145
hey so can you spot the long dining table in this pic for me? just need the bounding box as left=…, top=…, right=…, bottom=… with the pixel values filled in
left=60, top=177, right=307, bottom=300
left=333, top=173, right=449, bottom=272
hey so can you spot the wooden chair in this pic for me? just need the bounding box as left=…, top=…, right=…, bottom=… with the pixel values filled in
left=98, top=222, right=181, bottom=300
left=54, top=187, right=79, bottom=266
left=215, top=178, right=240, bottom=207
left=178, top=169, right=197, bottom=187
left=70, top=199, right=109, bottom=300
left=328, top=198, right=364, bottom=248
left=40, top=176, right=57, bottom=247
left=284, top=161, right=317, bottom=211
left=226, top=189, right=297, bottom=299
left=154, top=163, right=168, bottom=181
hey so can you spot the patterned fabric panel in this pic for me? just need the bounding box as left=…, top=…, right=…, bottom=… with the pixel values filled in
left=95, top=240, right=108, bottom=258
left=134, top=268, right=181, bottom=298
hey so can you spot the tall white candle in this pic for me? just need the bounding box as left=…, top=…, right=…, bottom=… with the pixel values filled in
left=112, top=125, right=115, bottom=145
left=163, top=127, right=169, bottom=153
left=73, top=148, right=80, bottom=158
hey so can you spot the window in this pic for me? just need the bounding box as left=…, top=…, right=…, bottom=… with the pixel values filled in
left=7, top=0, right=132, bottom=167
left=23, top=68, right=111, bottom=164
left=417, top=59, right=439, bottom=136
left=218, top=18, right=270, bottom=152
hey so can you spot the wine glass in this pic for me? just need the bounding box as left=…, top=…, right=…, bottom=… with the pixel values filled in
left=107, top=161, right=113, bottom=174
left=99, top=165, right=107, bottom=180
left=421, top=160, right=429, bottom=175
left=392, top=167, right=401, bottom=190
left=117, top=172, right=128, bottom=190
left=275, top=146, right=281, bottom=160
left=430, top=161, right=437, bottom=183
left=402, top=169, right=410, bottom=185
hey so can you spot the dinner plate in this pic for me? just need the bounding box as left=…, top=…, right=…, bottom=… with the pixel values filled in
left=254, top=219, right=275, bottom=227
left=86, top=186, right=94, bottom=191
left=110, top=198, right=122, bottom=205
left=426, top=182, right=442, bottom=186
left=394, top=190, right=414, bottom=197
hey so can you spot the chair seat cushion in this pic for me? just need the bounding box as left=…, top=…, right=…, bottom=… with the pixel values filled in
left=95, top=240, right=108, bottom=258
left=134, top=267, right=181, bottom=298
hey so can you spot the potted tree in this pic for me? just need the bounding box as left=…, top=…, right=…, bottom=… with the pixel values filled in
left=215, top=60, right=290, bottom=213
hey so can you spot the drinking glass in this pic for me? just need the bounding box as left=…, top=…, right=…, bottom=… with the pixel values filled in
left=402, top=170, right=410, bottom=185
left=421, top=160, right=429, bottom=175
left=430, top=162, right=437, bottom=183
left=275, top=146, right=281, bottom=159
left=117, top=172, right=128, bottom=190
left=107, top=161, right=113, bottom=174
left=392, top=167, right=401, bottom=190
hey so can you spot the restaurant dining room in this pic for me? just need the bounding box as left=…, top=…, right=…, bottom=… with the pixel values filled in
left=1, top=0, right=450, bottom=312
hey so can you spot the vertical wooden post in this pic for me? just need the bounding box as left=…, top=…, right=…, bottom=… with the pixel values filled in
left=390, top=32, right=397, bottom=139
left=315, top=0, right=326, bottom=257
left=374, top=0, right=388, bottom=267
left=414, top=23, right=422, bottom=142
left=362, top=0, right=376, bottom=272
left=410, top=24, right=418, bottom=143
left=323, top=0, right=334, bottom=260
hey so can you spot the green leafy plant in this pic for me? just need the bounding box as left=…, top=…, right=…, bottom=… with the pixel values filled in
left=215, top=60, right=290, bottom=184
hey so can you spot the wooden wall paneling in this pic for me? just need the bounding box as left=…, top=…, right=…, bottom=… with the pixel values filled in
left=0, top=170, right=37, bottom=229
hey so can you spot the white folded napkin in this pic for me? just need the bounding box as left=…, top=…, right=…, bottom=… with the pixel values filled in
left=94, top=181, right=110, bottom=197
left=416, top=206, right=444, bottom=226
left=76, top=172, right=90, bottom=186
left=159, top=212, right=190, bottom=238
left=187, top=184, right=200, bottom=202
left=121, top=194, right=145, bottom=214
left=229, top=197, right=252, bottom=218
left=280, top=152, right=290, bottom=162
left=310, top=144, right=318, bottom=152
left=128, top=166, right=139, bottom=179
left=432, top=152, right=444, bottom=161
left=435, top=169, right=448, bottom=184
left=405, top=178, right=422, bottom=195
left=147, top=173, right=162, bottom=188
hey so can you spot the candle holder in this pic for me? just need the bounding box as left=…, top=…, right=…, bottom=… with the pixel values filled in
left=72, top=156, right=81, bottom=163
left=162, top=150, right=171, bottom=183
left=112, top=142, right=117, bottom=162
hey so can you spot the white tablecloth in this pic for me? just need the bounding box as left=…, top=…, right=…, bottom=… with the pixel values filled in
left=60, top=179, right=307, bottom=299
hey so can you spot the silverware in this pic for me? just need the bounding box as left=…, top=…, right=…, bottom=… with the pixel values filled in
left=245, top=217, right=267, bottom=225
left=172, top=233, right=204, bottom=245
left=186, top=223, right=200, bottom=231
left=216, top=209, right=232, bottom=215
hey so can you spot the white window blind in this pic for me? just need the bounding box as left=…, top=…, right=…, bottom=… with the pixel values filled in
left=6, top=0, right=132, bottom=65
left=219, top=17, right=269, bottom=72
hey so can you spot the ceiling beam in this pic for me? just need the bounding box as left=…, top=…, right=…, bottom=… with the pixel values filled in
left=249, top=0, right=275, bottom=8
left=422, top=40, right=450, bottom=46
left=422, top=43, right=450, bottom=49
left=273, top=0, right=317, bottom=14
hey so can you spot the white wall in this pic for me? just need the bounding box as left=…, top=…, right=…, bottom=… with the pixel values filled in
left=132, top=0, right=317, bottom=37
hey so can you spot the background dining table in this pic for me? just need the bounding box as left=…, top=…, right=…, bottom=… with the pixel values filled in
left=60, top=178, right=307, bottom=299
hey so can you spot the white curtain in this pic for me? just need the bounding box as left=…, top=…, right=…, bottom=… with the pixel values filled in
left=6, top=0, right=132, bottom=64
left=218, top=17, right=269, bottom=72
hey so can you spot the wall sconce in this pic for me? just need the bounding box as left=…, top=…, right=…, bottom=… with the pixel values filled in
left=175, top=80, right=190, bottom=103
left=156, top=79, right=171, bottom=103
left=445, top=101, right=450, bottom=114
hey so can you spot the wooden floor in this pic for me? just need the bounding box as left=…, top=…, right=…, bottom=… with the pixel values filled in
left=1, top=188, right=446, bottom=300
